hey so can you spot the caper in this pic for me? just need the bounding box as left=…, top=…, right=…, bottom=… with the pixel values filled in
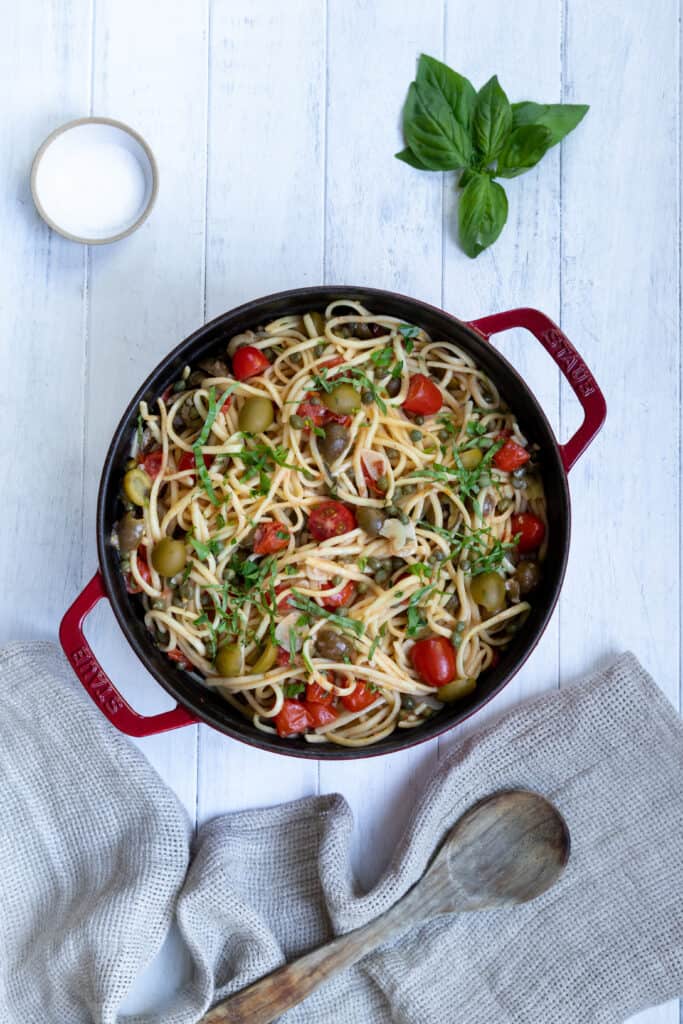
left=361, top=390, right=374, bottom=406
left=459, top=447, right=483, bottom=470
left=238, top=396, right=275, bottom=433
left=151, top=537, right=187, bottom=577
left=248, top=641, right=278, bottom=675
left=437, top=677, right=476, bottom=702
left=390, top=556, right=405, bottom=572
left=460, top=559, right=472, bottom=573
left=215, top=643, right=243, bottom=677
left=118, top=512, right=144, bottom=552
left=512, top=467, right=526, bottom=479
left=356, top=506, right=388, bottom=538
left=430, top=550, right=446, bottom=563
left=367, top=556, right=382, bottom=572
left=414, top=415, right=425, bottom=426
left=290, top=352, right=303, bottom=365
left=386, top=377, right=401, bottom=398
left=319, top=422, right=349, bottom=463
left=455, top=621, right=465, bottom=633
left=289, top=413, right=306, bottom=429
left=438, top=429, right=450, bottom=442
left=181, top=395, right=202, bottom=426
left=314, top=342, right=326, bottom=357
left=357, top=581, right=370, bottom=594
left=374, top=569, right=390, bottom=584
left=446, top=593, right=460, bottom=612
left=315, top=628, right=354, bottom=661
left=470, top=571, right=506, bottom=612
left=375, top=474, right=389, bottom=493
left=512, top=477, right=526, bottom=490
left=323, top=382, right=361, bottom=416
left=410, top=429, right=423, bottom=442
left=401, top=695, right=415, bottom=710
left=515, top=560, right=541, bottom=595
left=172, top=379, right=187, bottom=393
left=123, top=468, right=152, bottom=507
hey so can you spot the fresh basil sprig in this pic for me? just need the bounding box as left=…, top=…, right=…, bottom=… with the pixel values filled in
left=397, top=54, right=588, bottom=257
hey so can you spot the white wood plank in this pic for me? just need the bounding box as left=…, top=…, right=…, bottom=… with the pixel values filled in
left=0, top=2, right=91, bottom=643
left=82, top=0, right=210, bottom=819
left=440, top=0, right=562, bottom=751
left=321, top=0, right=444, bottom=890
left=561, top=6, right=680, bottom=1023
left=197, top=0, right=327, bottom=822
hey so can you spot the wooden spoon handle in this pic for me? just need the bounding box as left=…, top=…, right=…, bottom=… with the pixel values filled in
left=200, top=884, right=435, bottom=1024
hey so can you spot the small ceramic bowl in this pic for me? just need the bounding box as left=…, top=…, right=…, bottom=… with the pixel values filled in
left=30, top=117, right=159, bottom=244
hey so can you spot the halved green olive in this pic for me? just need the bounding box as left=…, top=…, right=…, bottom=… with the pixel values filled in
left=437, top=677, right=476, bottom=702
left=215, top=643, right=243, bottom=677
left=323, top=382, right=361, bottom=416
left=123, top=468, right=152, bottom=507
left=459, top=447, right=483, bottom=470
left=151, top=537, right=187, bottom=577
left=315, top=628, right=354, bottom=661
left=470, top=571, right=506, bottom=613
left=248, top=640, right=278, bottom=674
left=356, top=506, right=388, bottom=538
left=238, top=396, right=275, bottom=433
left=319, top=422, right=349, bottom=462
left=118, top=513, right=144, bottom=552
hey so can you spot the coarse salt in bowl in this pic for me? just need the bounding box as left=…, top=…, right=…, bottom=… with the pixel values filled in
left=30, top=117, right=158, bottom=244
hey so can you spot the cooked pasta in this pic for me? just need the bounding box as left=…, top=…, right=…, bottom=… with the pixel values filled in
left=115, top=301, right=547, bottom=747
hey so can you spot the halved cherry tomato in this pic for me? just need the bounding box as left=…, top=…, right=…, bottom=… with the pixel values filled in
left=177, top=449, right=215, bottom=483
left=510, top=512, right=545, bottom=553
left=125, top=553, right=151, bottom=593
left=340, top=681, right=377, bottom=712
left=410, top=635, right=456, bottom=688
left=320, top=579, right=356, bottom=610
left=276, top=646, right=291, bottom=667
left=253, top=522, right=289, bottom=555
left=274, top=698, right=313, bottom=737
left=305, top=701, right=339, bottom=728
left=493, top=437, right=530, bottom=472
left=167, top=648, right=193, bottom=669
left=138, top=449, right=163, bottom=480
left=232, top=345, right=270, bottom=381
left=361, top=455, right=387, bottom=496
left=402, top=374, right=443, bottom=416
left=306, top=680, right=334, bottom=704
left=308, top=501, right=357, bottom=541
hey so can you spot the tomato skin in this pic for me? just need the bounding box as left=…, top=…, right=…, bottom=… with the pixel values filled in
left=138, top=449, right=163, bottom=479
left=177, top=449, right=215, bottom=482
left=274, top=698, right=313, bottom=737
left=402, top=374, right=443, bottom=416
left=361, top=456, right=387, bottom=496
left=510, top=513, right=545, bottom=553
left=308, top=501, right=357, bottom=541
left=276, top=646, right=291, bottom=667
left=410, top=636, right=457, bottom=688
left=296, top=393, right=327, bottom=429
left=126, top=552, right=151, bottom=593
left=253, top=522, right=289, bottom=555
left=320, top=579, right=356, bottom=610
left=306, top=680, right=334, bottom=704
left=305, top=701, right=338, bottom=728
left=493, top=438, right=530, bottom=472
left=167, top=648, right=193, bottom=669
left=341, top=681, right=377, bottom=712
left=232, top=345, right=270, bottom=380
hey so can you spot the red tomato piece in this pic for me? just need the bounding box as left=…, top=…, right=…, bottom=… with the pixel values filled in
left=161, top=385, right=174, bottom=404
left=166, top=648, right=193, bottom=669
left=274, top=698, right=313, bottom=737
left=493, top=438, right=530, bottom=472
left=126, top=553, right=151, bottom=593
left=232, top=345, right=271, bottom=381
left=296, top=393, right=327, bottom=429
left=253, top=522, right=289, bottom=555
left=138, top=449, right=163, bottom=480
left=177, top=449, right=215, bottom=483
left=308, top=501, right=357, bottom=541
left=276, top=646, right=291, bottom=667
left=320, top=579, right=356, bottom=610
left=306, top=680, right=334, bottom=704
left=340, top=681, right=377, bottom=712
left=320, top=357, right=344, bottom=369
left=402, top=374, right=443, bottom=416
left=360, top=455, right=387, bottom=496
left=305, top=701, right=339, bottom=728
left=489, top=649, right=500, bottom=670
left=510, top=513, right=545, bottom=553
left=410, top=636, right=457, bottom=688
left=272, top=582, right=296, bottom=615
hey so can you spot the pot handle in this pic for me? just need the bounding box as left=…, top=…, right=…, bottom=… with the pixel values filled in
left=59, top=573, right=198, bottom=737
left=466, top=307, right=606, bottom=472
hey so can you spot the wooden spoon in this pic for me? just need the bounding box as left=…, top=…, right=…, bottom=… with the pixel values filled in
left=200, top=789, right=570, bottom=1024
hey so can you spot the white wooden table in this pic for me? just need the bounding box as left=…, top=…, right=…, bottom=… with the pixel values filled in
left=1, top=2, right=679, bottom=1020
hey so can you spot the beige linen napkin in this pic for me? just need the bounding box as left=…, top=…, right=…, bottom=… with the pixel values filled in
left=0, top=642, right=681, bottom=1023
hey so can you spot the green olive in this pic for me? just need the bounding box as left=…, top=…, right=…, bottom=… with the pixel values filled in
left=215, top=643, right=243, bottom=677
left=514, top=560, right=541, bottom=595
left=248, top=640, right=278, bottom=674
left=356, top=506, right=388, bottom=537
left=459, top=447, right=483, bottom=470
left=123, top=468, right=152, bottom=507
left=151, top=537, right=187, bottom=577
left=315, top=628, right=355, bottom=661
left=437, top=677, right=476, bottom=702
left=386, top=377, right=401, bottom=398
left=238, top=396, right=275, bottom=433
left=118, top=513, right=144, bottom=552
left=319, top=422, right=349, bottom=462
left=323, top=382, right=361, bottom=416
left=470, top=571, right=506, bottom=613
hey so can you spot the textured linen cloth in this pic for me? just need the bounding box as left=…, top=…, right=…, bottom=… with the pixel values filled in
left=0, top=643, right=682, bottom=1024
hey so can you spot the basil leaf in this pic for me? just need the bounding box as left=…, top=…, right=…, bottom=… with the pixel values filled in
left=395, top=147, right=430, bottom=170
left=458, top=173, right=508, bottom=258
left=402, top=81, right=472, bottom=171
left=512, top=101, right=589, bottom=146
left=415, top=54, right=477, bottom=132
left=472, top=75, right=512, bottom=162
left=496, top=124, right=553, bottom=178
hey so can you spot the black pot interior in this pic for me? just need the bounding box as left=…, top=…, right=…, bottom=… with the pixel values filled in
left=97, top=286, right=570, bottom=759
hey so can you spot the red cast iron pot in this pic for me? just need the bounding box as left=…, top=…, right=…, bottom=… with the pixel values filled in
left=60, top=286, right=606, bottom=759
